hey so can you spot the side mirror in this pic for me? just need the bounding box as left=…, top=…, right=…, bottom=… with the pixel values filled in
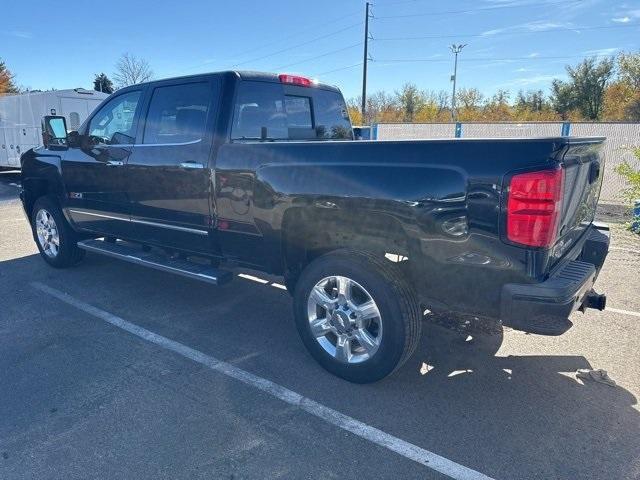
left=42, top=115, right=68, bottom=148
left=67, top=130, right=81, bottom=148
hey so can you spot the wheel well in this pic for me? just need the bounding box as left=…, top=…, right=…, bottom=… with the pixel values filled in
left=282, top=207, right=411, bottom=282
left=23, top=179, right=56, bottom=220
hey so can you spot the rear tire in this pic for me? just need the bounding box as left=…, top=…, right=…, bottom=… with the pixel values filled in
left=293, top=249, right=421, bottom=383
left=31, top=196, right=85, bottom=268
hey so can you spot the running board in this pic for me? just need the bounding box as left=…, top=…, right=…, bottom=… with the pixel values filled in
left=77, top=239, right=232, bottom=285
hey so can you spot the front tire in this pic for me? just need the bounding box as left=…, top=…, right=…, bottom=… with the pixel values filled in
left=293, top=250, right=421, bottom=383
left=31, top=196, right=85, bottom=268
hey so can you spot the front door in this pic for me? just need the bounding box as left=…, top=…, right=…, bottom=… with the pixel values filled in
left=126, top=78, right=219, bottom=253
left=63, top=89, right=144, bottom=237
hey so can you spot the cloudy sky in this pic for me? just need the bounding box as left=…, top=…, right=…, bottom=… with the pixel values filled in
left=2, top=0, right=638, bottom=99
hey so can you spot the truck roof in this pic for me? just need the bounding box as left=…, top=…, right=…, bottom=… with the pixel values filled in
left=133, top=70, right=341, bottom=93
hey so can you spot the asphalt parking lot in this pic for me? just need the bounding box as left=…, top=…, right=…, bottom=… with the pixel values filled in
left=1, top=169, right=639, bottom=480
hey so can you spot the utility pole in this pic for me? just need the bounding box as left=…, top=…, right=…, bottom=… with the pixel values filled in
left=361, top=1, right=371, bottom=124
left=449, top=44, right=467, bottom=122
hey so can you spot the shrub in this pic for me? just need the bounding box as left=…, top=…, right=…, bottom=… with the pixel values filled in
left=615, top=146, right=640, bottom=232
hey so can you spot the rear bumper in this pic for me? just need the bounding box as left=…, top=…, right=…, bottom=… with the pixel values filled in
left=500, top=225, right=610, bottom=335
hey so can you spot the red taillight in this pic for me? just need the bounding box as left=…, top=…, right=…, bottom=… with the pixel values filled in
left=506, top=168, right=564, bottom=248
left=278, top=74, right=313, bottom=87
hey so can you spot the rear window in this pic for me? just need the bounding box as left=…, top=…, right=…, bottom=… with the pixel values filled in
left=231, top=81, right=352, bottom=141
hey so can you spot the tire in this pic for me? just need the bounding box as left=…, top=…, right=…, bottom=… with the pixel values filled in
left=31, top=196, right=85, bottom=268
left=293, top=249, right=421, bottom=383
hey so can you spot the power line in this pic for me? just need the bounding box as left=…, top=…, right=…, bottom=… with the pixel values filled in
left=373, top=54, right=617, bottom=64
left=229, top=11, right=361, bottom=60
left=168, top=12, right=361, bottom=75
left=232, top=22, right=362, bottom=67
left=313, top=62, right=364, bottom=77
left=375, top=23, right=638, bottom=41
left=274, top=43, right=363, bottom=71
left=372, top=0, right=435, bottom=7
left=374, top=0, right=583, bottom=19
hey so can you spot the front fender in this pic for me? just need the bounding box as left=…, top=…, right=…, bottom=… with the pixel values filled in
left=20, top=147, right=66, bottom=218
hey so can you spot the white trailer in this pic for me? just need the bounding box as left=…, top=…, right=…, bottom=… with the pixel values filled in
left=0, top=89, right=108, bottom=169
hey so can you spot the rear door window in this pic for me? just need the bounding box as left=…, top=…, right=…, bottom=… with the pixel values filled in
left=143, top=82, right=212, bottom=144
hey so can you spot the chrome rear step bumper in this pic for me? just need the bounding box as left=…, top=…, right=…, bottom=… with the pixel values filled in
left=500, top=224, right=609, bottom=335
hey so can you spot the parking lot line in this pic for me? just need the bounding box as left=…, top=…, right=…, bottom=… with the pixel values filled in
left=606, top=307, right=640, bottom=318
left=609, top=247, right=640, bottom=255
left=31, top=281, right=494, bottom=480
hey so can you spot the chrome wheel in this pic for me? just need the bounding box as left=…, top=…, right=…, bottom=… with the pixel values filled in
left=35, top=209, right=60, bottom=258
left=307, top=275, right=383, bottom=364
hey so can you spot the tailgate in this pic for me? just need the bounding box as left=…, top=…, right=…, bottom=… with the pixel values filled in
left=550, top=137, right=605, bottom=265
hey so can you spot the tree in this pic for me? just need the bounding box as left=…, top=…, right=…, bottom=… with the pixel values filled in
left=618, top=51, right=640, bottom=90
left=484, top=89, right=512, bottom=121
left=602, top=82, right=635, bottom=120
left=551, top=79, right=577, bottom=120
left=455, top=88, right=484, bottom=121
left=395, top=83, right=427, bottom=122
left=565, top=57, right=614, bottom=120
left=93, top=73, right=114, bottom=94
left=625, top=96, right=640, bottom=121
left=0, top=59, right=19, bottom=94
left=113, top=53, right=153, bottom=88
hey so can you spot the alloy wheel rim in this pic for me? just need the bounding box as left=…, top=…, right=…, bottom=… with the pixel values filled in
left=307, top=275, right=383, bottom=364
left=35, top=209, right=60, bottom=258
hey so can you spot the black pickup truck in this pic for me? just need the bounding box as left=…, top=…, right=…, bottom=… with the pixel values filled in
left=20, top=71, right=609, bottom=383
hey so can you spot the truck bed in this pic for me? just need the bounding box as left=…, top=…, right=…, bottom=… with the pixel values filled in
left=215, top=136, right=605, bottom=319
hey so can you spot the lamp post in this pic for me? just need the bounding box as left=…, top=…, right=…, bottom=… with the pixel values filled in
left=450, top=44, right=467, bottom=122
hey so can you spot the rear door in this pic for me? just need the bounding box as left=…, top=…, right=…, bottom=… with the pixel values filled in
left=126, top=77, right=220, bottom=253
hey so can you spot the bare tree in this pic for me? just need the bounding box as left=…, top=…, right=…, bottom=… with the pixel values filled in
left=113, top=53, right=153, bottom=88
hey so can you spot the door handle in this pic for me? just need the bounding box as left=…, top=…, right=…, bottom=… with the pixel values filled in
left=106, top=160, right=124, bottom=166
left=180, top=162, right=204, bottom=169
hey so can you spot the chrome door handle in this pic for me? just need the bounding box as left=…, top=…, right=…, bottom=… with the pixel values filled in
left=180, top=162, right=205, bottom=169
left=106, top=160, right=124, bottom=166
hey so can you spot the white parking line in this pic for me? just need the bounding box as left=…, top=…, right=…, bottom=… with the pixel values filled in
left=31, top=281, right=494, bottom=480
left=609, top=247, right=640, bottom=255
left=606, top=307, right=640, bottom=318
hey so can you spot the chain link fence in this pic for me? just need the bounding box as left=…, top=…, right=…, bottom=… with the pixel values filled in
left=374, top=122, right=640, bottom=205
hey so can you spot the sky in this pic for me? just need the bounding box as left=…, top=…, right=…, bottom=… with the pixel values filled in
left=1, top=0, right=639, bottom=100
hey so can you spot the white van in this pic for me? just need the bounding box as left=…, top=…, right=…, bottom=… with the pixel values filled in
left=0, top=89, right=108, bottom=169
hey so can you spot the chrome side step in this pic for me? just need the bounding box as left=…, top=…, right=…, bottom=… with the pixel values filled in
left=77, top=239, right=232, bottom=285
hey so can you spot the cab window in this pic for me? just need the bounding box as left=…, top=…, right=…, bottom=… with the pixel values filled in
left=313, top=91, right=352, bottom=139
left=88, top=91, right=141, bottom=144
left=231, top=82, right=288, bottom=140
left=231, top=81, right=352, bottom=141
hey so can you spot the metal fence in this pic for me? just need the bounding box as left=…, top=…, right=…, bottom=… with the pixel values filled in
left=374, top=122, right=640, bottom=205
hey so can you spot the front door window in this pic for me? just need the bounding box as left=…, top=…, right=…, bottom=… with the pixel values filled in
left=88, top=91, right=142, bottom=145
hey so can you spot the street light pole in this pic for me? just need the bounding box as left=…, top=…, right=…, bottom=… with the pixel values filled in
left=450, top=44, right=467, bottom=122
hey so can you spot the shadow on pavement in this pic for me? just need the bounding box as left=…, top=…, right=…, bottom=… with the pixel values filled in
left=394, top=317, right=640, bottom=479
left=0, top=170, right=21, bottom=202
